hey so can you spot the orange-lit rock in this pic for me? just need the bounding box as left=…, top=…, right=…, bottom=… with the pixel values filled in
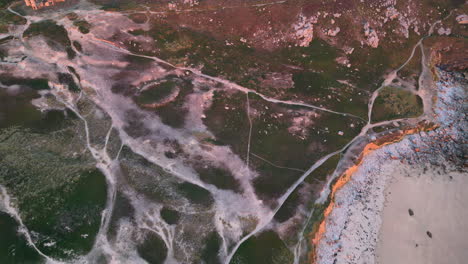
left=24, top=0, right=65, bottom=10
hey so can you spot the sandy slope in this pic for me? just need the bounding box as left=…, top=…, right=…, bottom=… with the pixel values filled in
left=376, top=167, right=468, bottom=264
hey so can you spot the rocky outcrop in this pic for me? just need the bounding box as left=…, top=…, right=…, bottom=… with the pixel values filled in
left=364, top=22, right=379, bottom=48
left=24, top=0, right=65, bottom=10
left=456, top=14, right=468, bottom=25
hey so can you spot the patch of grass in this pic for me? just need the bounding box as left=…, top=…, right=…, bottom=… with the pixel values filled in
left=107, top=192, right=134, bottom=241
left=66, top=12, right=78, bottom=21
left=125, top=22, right=261, bottom=86
left=135, top=80, right=176, bottom=105
left=0, top=212, right=42, bottom=263
left=200, top=232, right=222, bottom=264
left=230, top=230, right=293, bottom=264
left=291, top=71, right=338, bottom=95
left=73, top=20, right=91, bottom=34
left=125, top=23, right=370, bottom=117
left=0, top=0, right=15, bottom=9
left=137, top=231, right=167, bottom=264
left=0, top=10, right=26, bottom=33
left=195, top=165, right=242, bottom=193
left=24, top=20, right=70, bottom=46
left=275, top=154, right=339, bottom=222
left=273, top=188, right=301, bottom=223
left=372, top=86, right=423, bottom=122
left=58, top=72, right=80, bottom=92
left=72, top=41, right=82, bottom=52
left=128, top=13, right=147, bottom=24
left=0, top=76, right=49, bottom=90
left=0, top=86, right=77, bottom=133
left=203, top=90, right=249, bottom=161
left=0, top=127, right=107, bottom=259
left=177, top=182, right=214, bottom=206
left=96, top=0, right=141, bottom=11
left=304, top=154, right=340, bottom=185
left=138, top=77, right=193, bottom=129
left=23, top=20, right=75, bottom=59
left=160, top=207, right=180, bottom=225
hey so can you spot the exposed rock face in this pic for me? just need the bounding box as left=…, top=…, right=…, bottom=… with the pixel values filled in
left=456, top=14, right=468, bottom=24
left=437, top=27, right=452, bottom=36
left=326, top=27, right=340, bottom=37
left=294, top=14, right=317, bottom=47
left=364, top=22, right=379, bottom=48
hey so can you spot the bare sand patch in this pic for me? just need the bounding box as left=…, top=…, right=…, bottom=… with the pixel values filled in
left=376, top=166, right=468, bottom=264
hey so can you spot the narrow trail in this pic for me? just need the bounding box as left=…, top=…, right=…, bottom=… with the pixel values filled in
left=50, top=87, right=120, bottom=263
left=137, top=0, right=287, bottom=15
left=88, top=37, right=366, bottom=121
left=250, top=153, right=306, bottom=173
left=245, top=92, right=253, bottom=176
left=0, top=186, right=63, bottom=264
left=227, top=15, right=449, bottom=264
left=1, top=5, right=451, bottom=264
left=366, top=15, right=448, bottom=125
left=1, top=8, right=66, bottom=264
left=289, top=16, right=452, bottom=264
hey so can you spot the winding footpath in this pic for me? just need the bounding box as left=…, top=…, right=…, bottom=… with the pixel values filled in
left=0, top=5, right=453, bottom=264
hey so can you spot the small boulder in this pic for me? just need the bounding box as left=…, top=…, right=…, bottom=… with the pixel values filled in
left=426, top=231, right=433, bottom=238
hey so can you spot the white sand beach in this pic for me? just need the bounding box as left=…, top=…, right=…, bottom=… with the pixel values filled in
left=376, top=167, right=468, bottom=264
left=315, top=71, right=467, bottom=264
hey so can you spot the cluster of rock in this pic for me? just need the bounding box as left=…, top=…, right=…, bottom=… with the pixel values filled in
left=294, top=14, right=316, bottom=47
left=24, top=0, right=65, bottom=10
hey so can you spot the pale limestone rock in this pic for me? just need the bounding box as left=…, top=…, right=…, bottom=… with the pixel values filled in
left=294, top=14, right=317, bottom=47
left=364, top=22, right=379, bottom=48
left=344, top=47, right=355, bottom=54
left=437, top=27, right=451, bottom=36
left=326, top=27, right=340, bottom=37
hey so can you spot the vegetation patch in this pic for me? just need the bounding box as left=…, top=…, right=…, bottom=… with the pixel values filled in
left=160, top=207, right=180, bottom=225
left=23, top=20, right=75, bottom=59
left=177, top=182, right=214, bottom=207
left=194, top=165, right=242, bottom=193
left=230, top=230, right=293, bottom=264
left=0, top=127, right=107, bottom=260
left=137, top=231, right=167, bottom=264
left=24, top=20, right=70, bottom=46
left=66, top=12, right=78, bottom=21
left=203, top=90, right=249, bottom=161
left=73, top=20, right=92, bottom=34
left=0, top=76, right=49, bottom=90
left=135, top=80, right=177, bottom=105
left=134, top=77, right=193, bottom=128
left=372, top=86, right=423, bottom=122
left=0, top=10, right=26, bottom=33
left=0, top=212, right=42, bottom=263
left=58, top=72, right=80, bottom=92
left=107, top=192, right=135, bottom=241
left=200, top=232, right=222, bottom=264
left=128, top=13, right=147, bottom=24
